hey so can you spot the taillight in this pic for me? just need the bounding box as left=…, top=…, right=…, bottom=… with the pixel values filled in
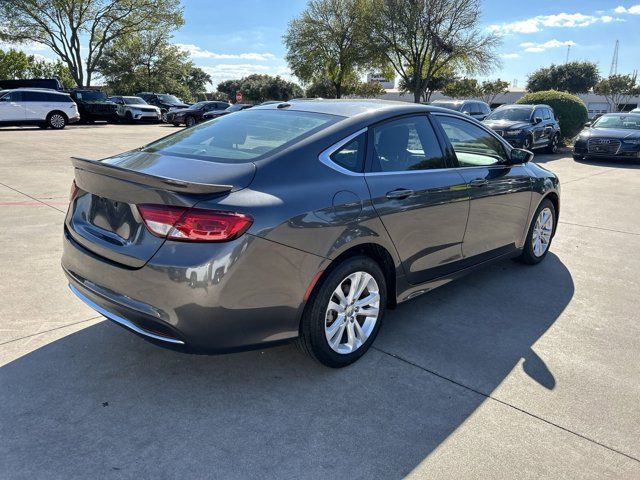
left=69, top=180, right=79, bottom=202
left=137, top=204, right=252, bottom=242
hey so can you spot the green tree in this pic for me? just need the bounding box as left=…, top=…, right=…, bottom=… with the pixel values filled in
left=367, top=0, right=500, bottom=103
left=0, top=0, right=183, bottom=87
left=0, top=48, right=75, bottom=87
left=351, top=81, right=386, bottom=98
left=397, top=67, right=457, bottom=102
left=305, top=78, right=337, bottom=98
left=217, top=79, right=244, bottom=101
left=527, top=62, right=600, bottom=94
left=284, top=0, right=379, bottom=98
left=479, top=78, right=509, bottom=105
left=593, top=74, right=640, bottom=112
left=442, top=78, right=480, bottom=98
left=217, top=75, right=304, bottom=103
left=97, top=32, right=209, bottom=101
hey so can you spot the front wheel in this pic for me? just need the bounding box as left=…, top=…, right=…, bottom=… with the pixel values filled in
left=298, top=256, right=386, bottom=368
left=161, top=110, right=168, bottom=123
left=185, top=116, right=196, bottom=128
left=516, top=198, right=556, bottom=265
left=47, top=112, right=67, bottom=130
left=522, top=135, right=533, bottom=151
left=546, top=133, right=560, bottom=154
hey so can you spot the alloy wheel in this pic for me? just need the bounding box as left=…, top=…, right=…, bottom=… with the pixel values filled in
left=50, top=114, right=65, bottom=129
left=161, top=111, right=168, bottom=123
left=532, top=207, right=553, bottom=257
left=550, top=135, right=559, bottom=153
left=324, top=271, right=380, bottom=354
left=186, top=116, right=196, bottom=127
left=523, top=137, right=532, bottom=150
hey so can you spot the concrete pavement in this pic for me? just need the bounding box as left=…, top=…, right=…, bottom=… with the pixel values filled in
left=1, top=124, right=638, bottom=479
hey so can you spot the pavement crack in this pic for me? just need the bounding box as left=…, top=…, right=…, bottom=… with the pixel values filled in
left=558, top=221, right=640, bottom=236
left=0, top=316, right=102, bottom=347
left=0, top=182, right=67, bottom=214
left=372, top=346, right=640, bottom=464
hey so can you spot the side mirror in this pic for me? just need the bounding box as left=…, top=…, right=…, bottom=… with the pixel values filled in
left=585, top=122, right=592, bottom=127
left=509, top=148, right=534, bottom=165
left=534, top=117, right=542, bottom=124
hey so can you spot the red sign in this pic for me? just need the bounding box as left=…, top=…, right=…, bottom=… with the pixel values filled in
left=235, top=91, right=243, bottom=102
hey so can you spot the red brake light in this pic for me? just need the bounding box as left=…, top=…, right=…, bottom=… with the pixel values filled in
left=137, top=204, right=252, bottom=242
left=69, top=180, right=79, bottom=202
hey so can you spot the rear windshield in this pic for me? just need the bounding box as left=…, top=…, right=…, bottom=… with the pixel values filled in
left=142, top=109, right=339, bottom=162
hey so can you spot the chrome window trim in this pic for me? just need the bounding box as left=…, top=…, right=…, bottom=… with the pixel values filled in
left=69, top=284, right=185, bottom=345
left=318, top=127, right=368, bottom=176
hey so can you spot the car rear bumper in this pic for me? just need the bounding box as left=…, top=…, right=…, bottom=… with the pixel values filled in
left=62, top=227, right=324, bottom=352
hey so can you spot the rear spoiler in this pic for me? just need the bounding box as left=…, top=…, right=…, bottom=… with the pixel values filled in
left=71, top=157, right=233, bottom=195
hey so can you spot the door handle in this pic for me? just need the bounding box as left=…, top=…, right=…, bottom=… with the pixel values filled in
left=469, top=179, right=489, bottom=188
left=386, top=188, right=414, bottom=200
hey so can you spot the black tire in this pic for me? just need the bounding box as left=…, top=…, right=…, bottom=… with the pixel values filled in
left=161, top=110, right=168, bottom=123
left=47, top=111, right=67, bottom=129
left=297, top=256, right=387, bottom=368
left=172, top=122, right=181, bottom=127
left=522, top=135, right=533, bottom=151
left=125, top=111, right=134, bottom=124
left=516, top=198, right=556, bottom=265
left=185, top=116, right=196, bottom=128
left=546, top=133, right=560, bottom=154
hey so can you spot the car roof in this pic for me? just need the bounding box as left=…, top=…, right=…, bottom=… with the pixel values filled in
left=3, top=88, right=68, bottom=94
left=252, top=99, right=436, bottom=119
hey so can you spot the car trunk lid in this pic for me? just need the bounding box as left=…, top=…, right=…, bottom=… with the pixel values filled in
left=66, top=151, right=255, bottom=268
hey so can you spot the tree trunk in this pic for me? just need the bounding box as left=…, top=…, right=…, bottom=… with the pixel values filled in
left=413, top=89, right=421, bottom=103
left=335, top=83, right=342, bottom=99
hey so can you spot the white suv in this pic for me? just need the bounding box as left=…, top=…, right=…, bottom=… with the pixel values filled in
left=0, top=88, right=80, bottom=129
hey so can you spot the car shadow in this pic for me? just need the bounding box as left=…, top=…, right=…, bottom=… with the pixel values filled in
left=0, top=254, right=573, bottom=478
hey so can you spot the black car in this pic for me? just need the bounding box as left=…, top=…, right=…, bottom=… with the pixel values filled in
left=430, top=99, right=491, bottom=121
left=573, top=113, right=640, bottom=161
left=63, top=100, right=560, bottom=367
left=0, top=78, right=63, bottom=91
left=202, top=103, right=252, bottom=121
left=136, top=92, right=191, bottom=122
left=483, top=104, right=561, bottom=153
left=166, top=101, right=230, bottom=127
left=68, top=89, right=117, bottom=123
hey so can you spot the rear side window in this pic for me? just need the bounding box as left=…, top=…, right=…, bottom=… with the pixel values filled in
left=22, top=91, right=49, bottom=102
left=143, top=110, right=339, bottom=162
left=370, top=116, right=446, bottom=172
left=330, top=133, right=365, bottom=172
left=48, top=93, right=72, bottom=103
left=436, top=115, right=507, bottom=166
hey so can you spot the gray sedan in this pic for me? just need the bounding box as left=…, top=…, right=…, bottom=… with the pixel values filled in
left=63, top=100, right=560, bottom=367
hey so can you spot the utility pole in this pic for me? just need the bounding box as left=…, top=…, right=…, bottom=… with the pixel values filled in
left=565, top=44, right=571, bottom=64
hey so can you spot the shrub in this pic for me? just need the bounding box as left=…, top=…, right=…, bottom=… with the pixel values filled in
left=516, top=90, right=589, bottom=139
left=516, top=90, right=588, bottom=140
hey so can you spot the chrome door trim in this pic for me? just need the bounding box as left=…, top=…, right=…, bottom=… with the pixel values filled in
left=318, top=127, right=368, bottom=176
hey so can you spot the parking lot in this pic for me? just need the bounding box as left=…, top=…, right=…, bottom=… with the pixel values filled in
left=1, top=123, right=639, bottom=478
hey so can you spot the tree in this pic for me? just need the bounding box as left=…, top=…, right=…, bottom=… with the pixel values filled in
left=0, top=48, right=75, bottom=87
left=527, top=62, right=600, bottom=94
left=593, top=74, right=640, bottom=112
left=305, top=78, right=337, bottom=98
left=397, top=67, right=457, bottom=102
left=237, top=74, right=304, bottom=103
left=479, top=78, right=509, bottom=105
left=284, top=0, right=379, bottom=98
left=367, top=0, right=500, bottom=103
left=97, top=32, right=209, bottom=101
left=0, top=0, right=183, bottom=87
left=351, top=81, right=386, bottom=98
left=442, top=78, right=480, bottom=98
left=217, top=79, right=244, bottom=100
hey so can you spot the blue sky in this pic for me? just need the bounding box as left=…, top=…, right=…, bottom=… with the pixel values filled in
left=5, top=0, right=640, bottom=89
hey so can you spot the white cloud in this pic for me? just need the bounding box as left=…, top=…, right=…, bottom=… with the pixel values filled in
left=499, top=53, right=520, bottom=59
left=615, top=4, right=640, bottom=14
left=520, top=39, right=576, bottom=53
left=490, top=12, right=617, bottom=34
left=175, top=43, right=275, bottom=61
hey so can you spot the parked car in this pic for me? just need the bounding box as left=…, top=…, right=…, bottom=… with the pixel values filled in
left=573, top=113, right=640, bottom=161
left=166, top=101, right=230, bottom=127
left=0, top=78, right=63, bottom=91
left=0, top=88, right=79, bottom=129
left=202, top=103, right=252, bottom=120
left=68, top=89, right=117, bottom=123
left=109, top=96, right=161, bottom=123
left=64, top=100, right=560, bottom=367
left=483, top=104, right=561, bottom=153
left=136, top=92, right=191, bottom=122
left=430, top=99, right=491, bottom=120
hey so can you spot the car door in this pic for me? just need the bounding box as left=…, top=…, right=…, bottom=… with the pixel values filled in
left=0, top=91, right=25, bottom=121
left=542, top=107, right=555, bottom=142
left=22, top=91, right=51, bottom=120
left=364, top=114, right=470, bottom=285
left=433, top=114, right=532, bottom=259
left=532, top=107, right=548, bottom=147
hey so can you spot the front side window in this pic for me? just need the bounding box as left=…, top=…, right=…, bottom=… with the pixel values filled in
left=371, top=116, right=446, bottom=172
left=330, top=133, right=365, bottom=172
left=1, top=91, right=22, bottom=102
left=436, top=115, right=507, bottom=167
left=542, top=108, right=551, bottom=120
left=142, top=109, right=338, bottom=162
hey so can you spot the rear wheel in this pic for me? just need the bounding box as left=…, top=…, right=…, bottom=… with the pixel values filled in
left=125, top=111, right=134, bottom=123
left=298, top=256, right=386, bottom=368
left=185, top=116, right=196, bottom=128
left=516, top=198, right=556, bottom=265
left=47, top=111, right=67, bottom=130
left=546, top=133, right=560, bottom=153
left=161, top=110, right=168, bottom=123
